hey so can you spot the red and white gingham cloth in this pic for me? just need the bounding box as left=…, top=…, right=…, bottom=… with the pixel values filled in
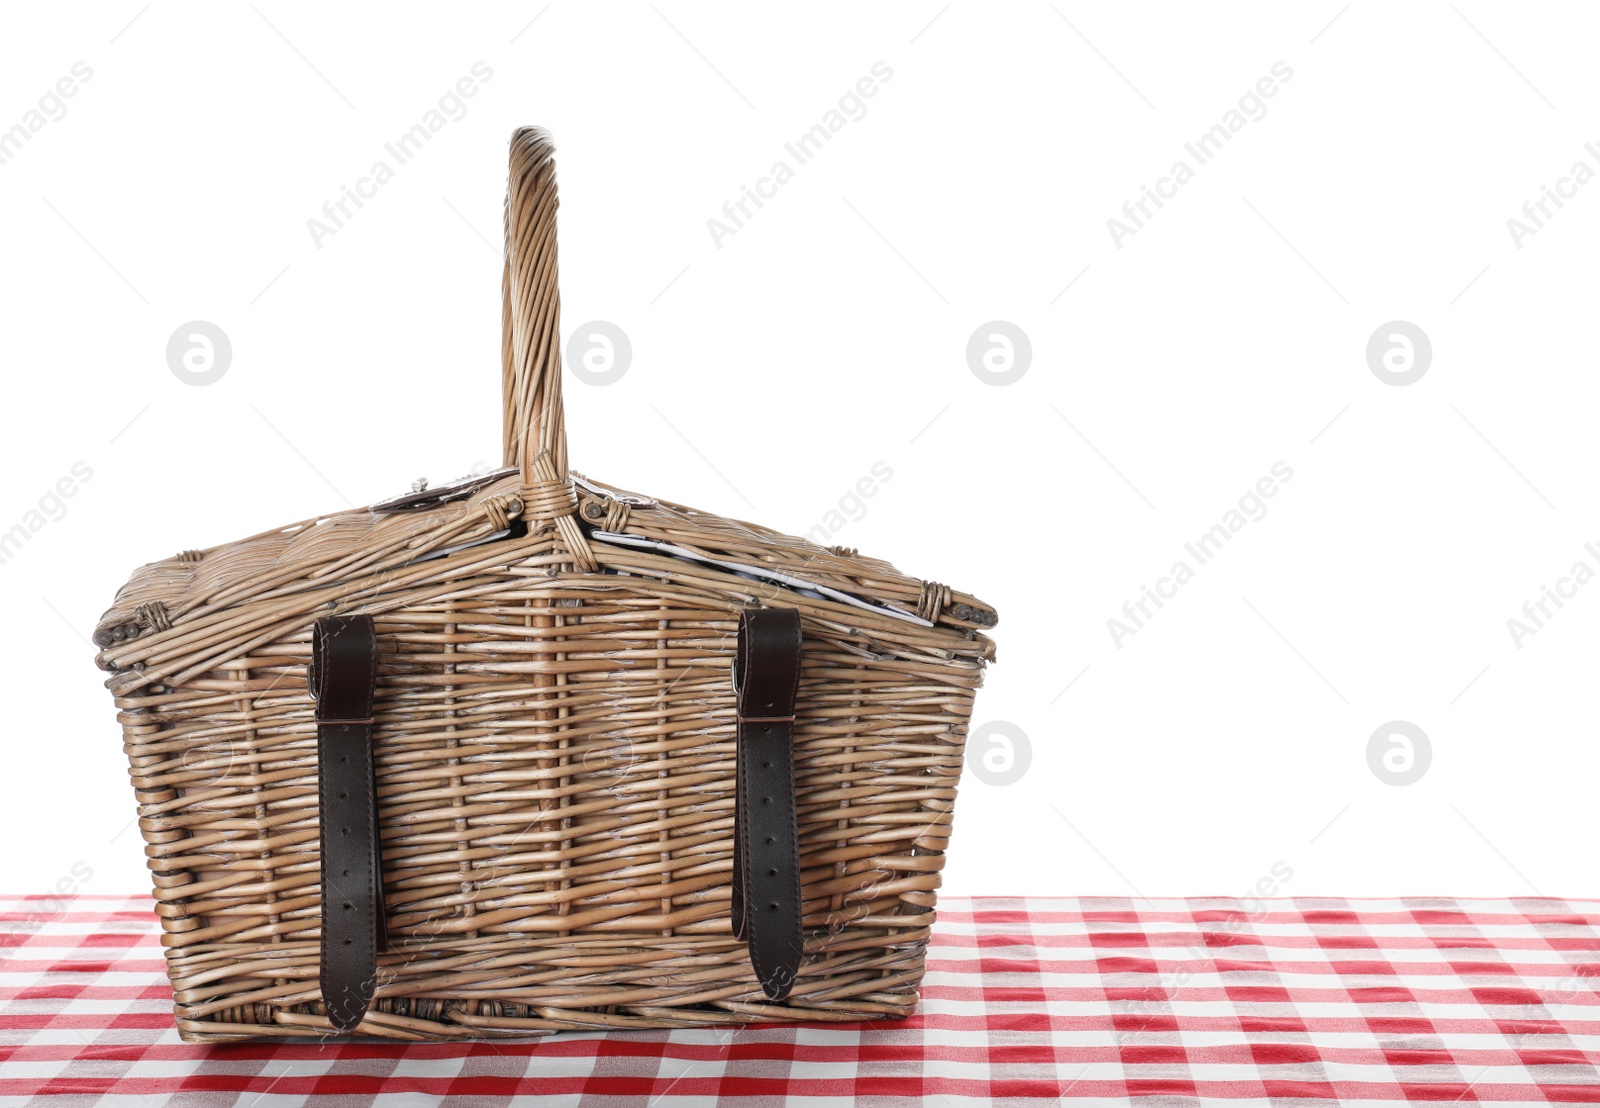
left=2, top=895, right=1598, bottom=1105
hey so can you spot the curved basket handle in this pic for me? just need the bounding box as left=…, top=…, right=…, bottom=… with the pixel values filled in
left=502, top=126, right=568, bottom=482
left=498, top=127, right=596, bottom=572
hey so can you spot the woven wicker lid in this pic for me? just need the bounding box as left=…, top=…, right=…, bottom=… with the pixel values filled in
left=93, top=467, right=996, bottom=691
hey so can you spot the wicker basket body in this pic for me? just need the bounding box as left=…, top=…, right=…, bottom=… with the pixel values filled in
left=93, top=129, right=996, bottom=1042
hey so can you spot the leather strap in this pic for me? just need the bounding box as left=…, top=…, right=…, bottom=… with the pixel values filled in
left=308, top=615, right=383, bottom=1033
left=730, top=607, right=804, bottom=1001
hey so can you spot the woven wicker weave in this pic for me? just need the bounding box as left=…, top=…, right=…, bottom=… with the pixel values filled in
left=93, top=127, right=998, bottom=1042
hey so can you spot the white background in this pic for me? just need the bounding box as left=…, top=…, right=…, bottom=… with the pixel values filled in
left=1, top=1, right=1595, bottom=904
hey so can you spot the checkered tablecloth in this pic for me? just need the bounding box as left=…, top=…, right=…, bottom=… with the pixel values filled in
left=2, top=895, right=1598, bottom=1105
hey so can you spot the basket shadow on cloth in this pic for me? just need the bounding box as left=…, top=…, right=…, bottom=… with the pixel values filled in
left=92, top=127, right=998, bottom=1041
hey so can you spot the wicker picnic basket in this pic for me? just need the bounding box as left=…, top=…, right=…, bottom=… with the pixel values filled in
left=92, top=127, right=998, bottom=1042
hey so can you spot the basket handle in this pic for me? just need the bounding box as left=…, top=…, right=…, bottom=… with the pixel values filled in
left=501, top=126, right=569, bottom=484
